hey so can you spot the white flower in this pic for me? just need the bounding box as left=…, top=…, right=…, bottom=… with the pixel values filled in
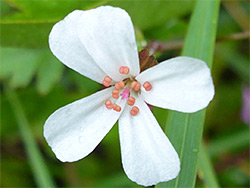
left=44, top=6, right=214, bottom=186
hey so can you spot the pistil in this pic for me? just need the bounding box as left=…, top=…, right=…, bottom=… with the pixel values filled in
left=120, top=87, right=130, bottom=100
left=104, top=65, right=154, bottom=116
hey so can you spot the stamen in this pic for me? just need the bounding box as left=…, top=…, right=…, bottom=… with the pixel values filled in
left=113, top=104, right=121, bottom=112
left=112, top=89, right=119, bottom=99
left=130, top=81, right=137, bottom=89
left=119, top=66, right=130, bottom=74
left=120, top=88, right=130, bottom=100
left=130, top=81, right=141, bottom=91
left=143, top=81, right=152, bottom=91
left=102, top=76, right=112, bottom=87
left=134, top=83, right=141, bottom=91
left=115, top=81, right=125, bottom=90
left=127, top=97, right=135, bottom=106
left=105, top=100, right=113, bottom=109
left=130, top=106, right=139, bottom=116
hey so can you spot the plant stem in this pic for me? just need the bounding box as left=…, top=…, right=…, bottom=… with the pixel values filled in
left=6, top=87, right=56, bottom=188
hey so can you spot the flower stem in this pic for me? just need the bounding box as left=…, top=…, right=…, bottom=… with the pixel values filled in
left=5, top=86, right=56, bottom=188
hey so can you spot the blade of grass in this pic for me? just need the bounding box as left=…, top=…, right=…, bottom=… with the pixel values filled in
left=157, top=0, right=220, bottom=187
left=198, top=141, right=220, bottom=188
left=6, top=87, right=56, bottom=188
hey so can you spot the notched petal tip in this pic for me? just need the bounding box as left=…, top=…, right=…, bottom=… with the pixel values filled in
left=77, top=5, right=140, bottom=80
left=48, top=9, right=107, bottom=84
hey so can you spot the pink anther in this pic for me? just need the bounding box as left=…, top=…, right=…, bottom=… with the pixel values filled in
left=102, top=76, right=112, bottom=87
left=143, top=81, right=152, bottom=91
left=127, top=97, right=135, bottom=106
left=120, top=88, right=130, bottom=100
left=105, top=100, right=113, bottom=109
left=130, top=81, right=137, bottom=89
left=130, top=81, right=141, bottom=91
left=113, top=104, right=121, bottom=112
left=130, top=106, right=139, bottom=116
left=115, top=81, right=125, bottom=90
left=134, top=83, right=141, bottom=91
left=112, top=89, right=119, bottom=99
left=119, top=66, right=130, bottom=75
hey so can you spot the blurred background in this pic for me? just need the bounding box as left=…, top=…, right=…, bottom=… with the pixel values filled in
left=0, top=0, right=249, bottom=187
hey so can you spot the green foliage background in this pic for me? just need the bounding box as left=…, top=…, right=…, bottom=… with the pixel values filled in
left=1, top=0, right=249, bottom=187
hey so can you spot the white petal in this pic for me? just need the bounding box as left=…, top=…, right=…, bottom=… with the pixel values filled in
left=136, top=56, right=215, bottom=113
left=44, top=87, right=125, bottom=162
left=119, top=96, right=180, bottom=186
left=77, top=6, right=140, bottom=81
left=49, top=10, right=106, bottom=84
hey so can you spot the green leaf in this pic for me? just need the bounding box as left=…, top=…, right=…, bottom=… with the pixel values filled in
left=144, top=19, right=188, bottom=41
left=67, top=70, right=101, bottom=95
left=1, top=0, right=111, bottom=48
left=2, top=0, right=110, bottom=21
left=0, top=48, right=41, bottom=87
left=198, top=142, right=220, bottom=188
left=156, top=0, right=220, bottom=187
left=6, top=87, right=56, bottom=187
left=1, top=0, right=193, bottom=48
left=36, top=51, right=64, bottom=95
left=0, top=47, right=64, bottom=94
left=1, top=22, right=54, bottom=48
left=110, top=0, right=194, bottom=30
left=0, top=0, right=16, bottom=17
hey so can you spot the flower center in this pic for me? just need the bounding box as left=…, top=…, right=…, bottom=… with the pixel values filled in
left=120, top=88, right=130, bottom=100
left=103, top=66, right=152, bottom=116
